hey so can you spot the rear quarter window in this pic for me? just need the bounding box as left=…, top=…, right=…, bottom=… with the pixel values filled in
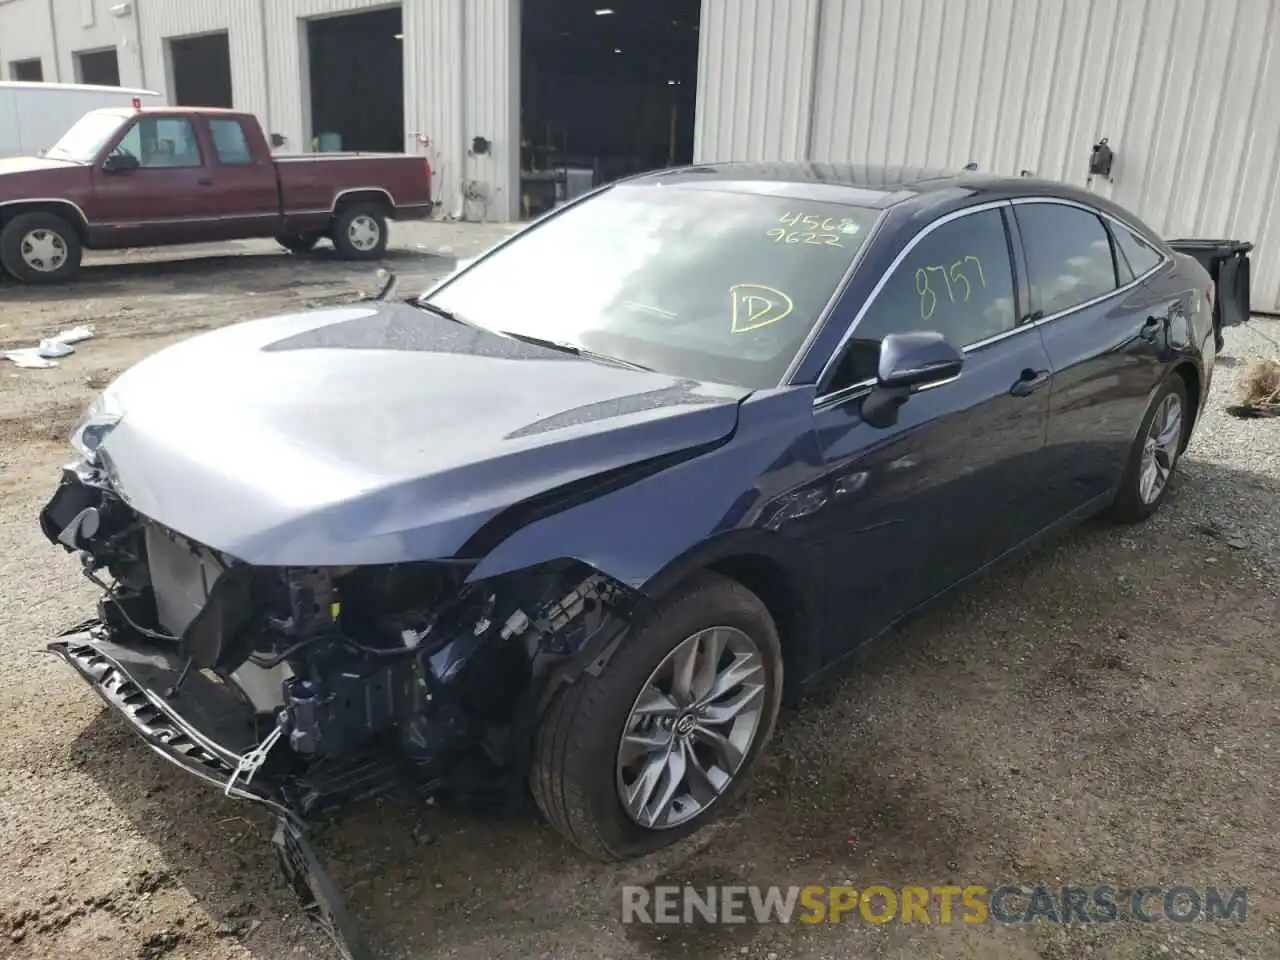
left=1111, top=223, right=1164, bottom=278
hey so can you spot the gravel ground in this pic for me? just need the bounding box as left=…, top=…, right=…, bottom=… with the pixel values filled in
left=0, top=237, right=1277, bottom=960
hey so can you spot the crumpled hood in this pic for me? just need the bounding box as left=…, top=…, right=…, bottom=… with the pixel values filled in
left=94, top=301, right=747, bottom=566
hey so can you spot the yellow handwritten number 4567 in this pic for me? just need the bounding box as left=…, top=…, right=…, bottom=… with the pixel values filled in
left=915, top=256, right=986, bottom=321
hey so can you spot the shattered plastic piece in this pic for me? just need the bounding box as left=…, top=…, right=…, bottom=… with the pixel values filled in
left=38, top=339, right=74, bottom=359
left=53, top=325, right=95, bottom=345
left=3, top=348, right=58, bottom=368
left=4, top=325, right=95, bottom=367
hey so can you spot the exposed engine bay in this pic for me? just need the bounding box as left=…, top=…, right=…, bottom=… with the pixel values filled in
left=40, top=460, right=639, bottom=959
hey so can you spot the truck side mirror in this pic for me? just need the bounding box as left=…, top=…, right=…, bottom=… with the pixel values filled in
left=102, top=153, right=140, bottom=173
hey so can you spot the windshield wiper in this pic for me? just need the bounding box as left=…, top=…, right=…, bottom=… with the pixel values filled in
left=497, top=331, right=653, bottom=372
left=413, top=299, right=476, bottom=327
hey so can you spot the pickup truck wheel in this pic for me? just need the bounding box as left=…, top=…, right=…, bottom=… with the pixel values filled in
left=0, top=213, right=82, bottom=284
left=530, top=571, right=783, bottom=862
left=331, top=204, right=388, bottom=260
left=276, top=233, right=320, bottom=254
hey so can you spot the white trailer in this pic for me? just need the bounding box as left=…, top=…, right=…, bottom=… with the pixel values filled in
left=0, top=81, right=163, bottom=160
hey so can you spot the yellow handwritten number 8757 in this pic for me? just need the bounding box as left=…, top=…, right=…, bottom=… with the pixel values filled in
left=914, top=256, right=986, bottom=321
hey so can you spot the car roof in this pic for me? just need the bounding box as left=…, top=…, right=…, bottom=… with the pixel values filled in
left=627, top=161, right=1103, bottom=212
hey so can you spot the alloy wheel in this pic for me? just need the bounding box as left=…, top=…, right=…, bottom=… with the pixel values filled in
left=1139, top=392, right=1184, bottom=503
left=616, top=626, right=767, bottom=830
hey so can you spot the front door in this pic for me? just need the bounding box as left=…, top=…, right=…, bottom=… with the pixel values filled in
left=88, top=115, right=219, bottom=248
left=801, top=204, right=1057, bottom=655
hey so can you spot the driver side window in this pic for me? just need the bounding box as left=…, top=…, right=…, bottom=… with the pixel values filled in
left=112, top=117, right=203, bottom=169
left=827, top=208, right=1018, bottom=391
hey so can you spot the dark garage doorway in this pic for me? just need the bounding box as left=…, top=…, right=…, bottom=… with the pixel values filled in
left=169, top=32, right=233, bottom=107
left=519, top=0, right=700, bottom=217
left=306, top=5, right=404, bottom=153
left=10, top=59, right=43, bottom=82
left=75, top=48, right=121, bottom=86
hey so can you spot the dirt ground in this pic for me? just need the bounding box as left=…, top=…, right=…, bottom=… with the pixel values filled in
left=0, top=234, right=1278, bottom=960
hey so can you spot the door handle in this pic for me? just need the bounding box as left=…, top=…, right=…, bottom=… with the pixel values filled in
left=197, top=177, right=214, bottom=186
left=1138, top=315, right=1163, bottom=342
left=1010, top=368, right=1051, bottom=397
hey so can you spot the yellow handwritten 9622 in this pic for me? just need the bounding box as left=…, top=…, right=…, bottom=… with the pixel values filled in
left=767, top=212, right=851, bottom=248
left=914, top=256, right=987, bottom=321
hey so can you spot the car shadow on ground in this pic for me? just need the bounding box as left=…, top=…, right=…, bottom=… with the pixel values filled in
left=65, top=458, right=1279, bottom=959
left=0, top=247, right=446, bottom=301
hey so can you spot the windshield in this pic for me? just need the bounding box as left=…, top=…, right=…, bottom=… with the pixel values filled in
left=46, top=112, right=129, bottom=163
left=422, top=183, right=881, bottom=388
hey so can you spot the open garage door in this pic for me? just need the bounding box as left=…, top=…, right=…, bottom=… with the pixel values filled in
left=306, top=6, right=404, bottom=153
left=519, top=0, right=700, bottom=218
left=169, top=32, right=233, bottom=108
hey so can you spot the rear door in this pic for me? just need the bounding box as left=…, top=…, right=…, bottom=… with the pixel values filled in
left=804, top=203, right=1058, bottom=652
left=1011, top=199, right=1175, bottom=517
left=200, top=116, right=281, bottom=240
left=89, top=114, right=219, bottom=247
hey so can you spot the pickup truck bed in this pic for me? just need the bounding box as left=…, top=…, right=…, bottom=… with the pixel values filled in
left=0, top=106, right=434, bottom=283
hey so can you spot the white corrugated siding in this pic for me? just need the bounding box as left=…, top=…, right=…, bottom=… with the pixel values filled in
left=138, top=0, right=268, bottom=119
left=694, top=0, right=821, bottom=162
left=697, top=0, right=1280, bottom=314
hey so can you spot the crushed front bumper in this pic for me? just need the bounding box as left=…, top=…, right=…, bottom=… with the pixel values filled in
left=50, top=626, right=291, bottom=809
left=49, top=623, right=376, bottom=959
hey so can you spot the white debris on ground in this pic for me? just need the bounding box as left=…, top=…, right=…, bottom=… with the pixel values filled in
left=2, top=324, right=95, bottom=368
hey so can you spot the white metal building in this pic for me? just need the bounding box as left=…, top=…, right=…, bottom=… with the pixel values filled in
left=1, top=0, right=1277, bottom=312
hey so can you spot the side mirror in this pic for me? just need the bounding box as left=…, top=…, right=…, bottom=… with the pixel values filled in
left=102, top=153, right=140, bottom=173
left=862, top=331, right=964, bottom=428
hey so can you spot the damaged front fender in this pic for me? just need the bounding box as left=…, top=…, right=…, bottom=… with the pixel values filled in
left=464, top=387, right=820, bottom=591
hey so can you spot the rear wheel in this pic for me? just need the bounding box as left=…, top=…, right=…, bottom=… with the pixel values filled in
left=531, top=571, right=783, bottom=862
left=1109, top=375, right=1189, bottom=523
left=330, top=204, right=388, bottom=260
left=0, top=212, right=83, bottom=284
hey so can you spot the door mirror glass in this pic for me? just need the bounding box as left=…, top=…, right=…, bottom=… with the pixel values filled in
left=102, top=152, right=140, bottom=173
left=878, top=330, right=964, bottom=389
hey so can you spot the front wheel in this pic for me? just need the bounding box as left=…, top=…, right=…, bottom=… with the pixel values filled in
left=1109, top=375, right=1189, bottom=523
left=0, top=212, right=83, bottom=284
left=531, top=571, right=783, bottom=862
left=330, top=204, right=388, bottom=260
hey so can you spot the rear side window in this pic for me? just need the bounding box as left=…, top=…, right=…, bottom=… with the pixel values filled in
left=209, top=119, right=253, bottom=165
left=1015, top=203, right=1118, bottom=317
left=827, top=208, right=1018, bottom=390
left=1111, top=223, right=1163, bottom=278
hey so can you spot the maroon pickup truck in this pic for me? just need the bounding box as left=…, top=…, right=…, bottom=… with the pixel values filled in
left=0, top=105, right=434, bottom=283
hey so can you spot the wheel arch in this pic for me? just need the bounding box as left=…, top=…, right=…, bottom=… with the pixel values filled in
left=0, top=200, right=90, bottom=243
left=331, top=188, right=394, bottom=215
left=1171, top=360, right=1201, bottom=451
left=641, top=532, right=822, bottom=697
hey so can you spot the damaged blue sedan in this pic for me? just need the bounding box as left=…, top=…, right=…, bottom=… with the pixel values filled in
left=40, top=163, right=1216, bottom=957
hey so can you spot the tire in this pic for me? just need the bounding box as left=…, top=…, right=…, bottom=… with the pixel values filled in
left=531, top=571, right=784, bottom=862
left=276, top=232, right=320, bottom=254
left=1108, top=375, right=1190, bottom=523
left=329, top=203, right=388, bottom=260
left=0, top=212, right=82, bottom=284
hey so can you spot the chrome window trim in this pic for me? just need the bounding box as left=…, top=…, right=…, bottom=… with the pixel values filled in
left=777, top=207, right=892, bottom=385
left=812, top=195, right=1171, bottom=409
